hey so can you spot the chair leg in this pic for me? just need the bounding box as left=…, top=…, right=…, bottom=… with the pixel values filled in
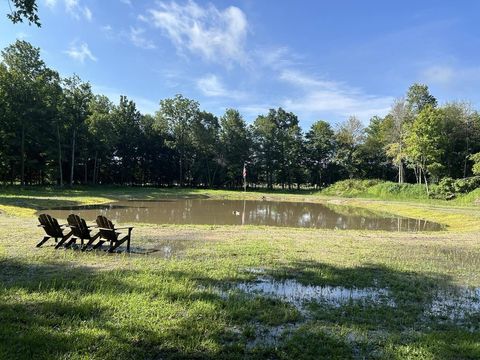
left=92, top=240, right=105, bottom=250
left=36, top=236, right=50, bottom=248
left=56, top=231, right=74, bottom=249
left=62, top=237, right=77, bottom=249
left=108, top=236, right=128, bottom=253
left=82, top=237, right=98, bottom=251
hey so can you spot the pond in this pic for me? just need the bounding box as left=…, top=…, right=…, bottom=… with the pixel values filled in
left=39, top=198, right=444, bottom=232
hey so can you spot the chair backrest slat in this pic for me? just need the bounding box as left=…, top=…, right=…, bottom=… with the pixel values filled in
left=96, top=215, right=117, bottom=242
left=67, top=214, right=91, bottom=239
left=38, top=214, right=63, bottom=237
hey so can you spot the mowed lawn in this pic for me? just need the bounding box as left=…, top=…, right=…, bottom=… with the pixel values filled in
left=1, top=187, right=480, bottom=359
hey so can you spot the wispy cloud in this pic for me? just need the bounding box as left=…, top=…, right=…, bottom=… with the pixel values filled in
left=92, top=84, right=158, bottom=115
left=143, top=0, right=248, bottom=65
left=46, top=0, right=92, bottom=21
left=120, top=0, right=132, bottom=6
left=44, top=0, right=57, bottom=9
left=129, top=27, right=156, bottom=49
left=197, top=74, right=246, bottom=100
left=279, top=69, right=393, bottom=122
left=421, top=64, right=480, bottom=88
left=64, top=42, right=97, bottom=63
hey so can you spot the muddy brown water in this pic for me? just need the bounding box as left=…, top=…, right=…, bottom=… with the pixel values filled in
left=39, top=199, right=444, bottom=232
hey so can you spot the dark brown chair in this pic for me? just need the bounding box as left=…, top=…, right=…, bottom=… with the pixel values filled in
left=66, top=214, right=105, bottom=251
left=37, top=214, right=73, bottom=248
left=96, top=215, right=133, bottom=253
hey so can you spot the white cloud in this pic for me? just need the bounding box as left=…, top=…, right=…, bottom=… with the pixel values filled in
left=257, top=46, right=303, bottom=71
left=129, top=27, right=156, bottom=49
left=421, top=64, right=480, bottom=87
left=64, top=42, right=97, bottom=63
left=83, top=6, right=92, bottom=21
left=197, top=74, right=246, bottom=100
left=120, top=0, right=132, bottom=5
left=280, top=69, right=393, bottom=122
left=46, top=0, right=92, bottom=20
left=144, top=0, right=248, bottom=65
left=44, top=0, right=58, bottom=9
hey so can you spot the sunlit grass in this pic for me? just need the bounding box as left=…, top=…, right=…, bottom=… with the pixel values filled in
left=0, top=186, right=479, bottom=359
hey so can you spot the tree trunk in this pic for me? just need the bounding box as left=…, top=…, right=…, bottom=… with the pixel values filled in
left=93, top=151, right=98, bottom=185
left=423, top=168, right=429, bottom=195
left=20, top=122, right=25, bottom=187
left=84, top=160, right=88, bottom=184
left=70, top=127, right=76, bottom=186
left=398, top=162, right=402, bottom=184
left=57, top=123, right=63, bottom=187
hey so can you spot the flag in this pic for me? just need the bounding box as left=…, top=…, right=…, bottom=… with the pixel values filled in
left=243, top=163, right=247, bottom=179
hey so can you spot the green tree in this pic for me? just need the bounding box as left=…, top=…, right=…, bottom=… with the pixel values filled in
left=156, top=95, right=199, bottom=186
left=7, top=0, right=40, bottom=26
left=404, top=105, right=445, bottom=194
left=305, top=120, right=335, bottom=188
left=0, top=40, right=52, bottom=185
left=469, top=152, right=480, bottom=176
left=110, top=96, right=142, bottom=184
left=359, top=115, right=394, bottom=180
left=334, top=116, right=364, bottom=179
left=61, top=75, right=93, bottom=186
left=219, top=109, right=251, bottom=188
left=252, top=113, right=277, bottom=189
left=191, top=111, right=221, bottom=187
left=406, top=83, right=437, bottom=114
left=86, top=95, right=115, bottom=184
left=384, top=98, right=410, bottom=183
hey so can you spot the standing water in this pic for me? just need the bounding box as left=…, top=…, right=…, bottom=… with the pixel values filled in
left=40, top=198, right=444, bottom=231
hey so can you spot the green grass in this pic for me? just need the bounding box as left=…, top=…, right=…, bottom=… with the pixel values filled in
left=1, top=186, right=480, bottom=359
left=320, top=179, right=433, bottom=200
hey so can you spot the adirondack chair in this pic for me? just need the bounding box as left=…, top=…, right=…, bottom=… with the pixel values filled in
left=66, top=214, right=105, bottom=251
left=96, top=215, right=133, bottom=253
left=37, top=214, right=73, bottom=248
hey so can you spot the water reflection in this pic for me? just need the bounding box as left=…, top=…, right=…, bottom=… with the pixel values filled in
left=234, top=277, right=395, bottom=308
left=41, top=199, right=444, bottom=231
left=427, top=287, right=480, bottom=320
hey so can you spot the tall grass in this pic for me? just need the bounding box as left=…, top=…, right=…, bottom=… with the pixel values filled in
left=320, top=179, right=432, bottom=200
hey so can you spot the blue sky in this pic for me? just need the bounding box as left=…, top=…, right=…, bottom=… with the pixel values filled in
left=1, top=0, right=480, bottom=128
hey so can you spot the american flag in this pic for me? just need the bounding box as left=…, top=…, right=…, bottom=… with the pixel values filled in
left=243, top=163, right=247, bottom=179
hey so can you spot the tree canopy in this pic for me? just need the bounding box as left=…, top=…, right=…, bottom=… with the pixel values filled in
left=1, top=40, right=480, bottom=191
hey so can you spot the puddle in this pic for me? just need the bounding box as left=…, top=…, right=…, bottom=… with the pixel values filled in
left=38, top=198, right=444, bottom=231
left=217, top=275, right=395, bottom=310
left=426, top=287, right=480, bottom=320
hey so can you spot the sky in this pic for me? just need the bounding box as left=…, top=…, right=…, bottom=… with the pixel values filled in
left=1, top=0, right=480, bottom=128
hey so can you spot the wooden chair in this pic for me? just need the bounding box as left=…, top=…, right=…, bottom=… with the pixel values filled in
left=96, top=215, right=133, bottom=253
left=66, top=214, right=105, bottom=251
left=37, top=214, right=73, bottom=248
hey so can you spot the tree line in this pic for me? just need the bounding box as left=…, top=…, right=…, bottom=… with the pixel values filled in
left=2, top=40, right=480, bottom=190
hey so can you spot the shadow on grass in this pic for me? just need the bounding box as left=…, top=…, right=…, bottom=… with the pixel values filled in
left=0, top=196, right=82, bottom=212
left=0, top=258, right=478, bottom=359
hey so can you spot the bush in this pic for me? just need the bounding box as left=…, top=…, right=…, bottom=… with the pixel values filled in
left=433, top=176, right=480, bottom=199
left=321, top=179, right=382, bottom=197
left=453, top=177, right=480, bottom=194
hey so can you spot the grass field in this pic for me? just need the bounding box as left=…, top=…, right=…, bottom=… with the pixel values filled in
left=1, top=186, right=480, bottom=359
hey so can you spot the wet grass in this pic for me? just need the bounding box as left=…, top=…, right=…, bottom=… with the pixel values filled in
left=0, top=187, right=480, bottom=359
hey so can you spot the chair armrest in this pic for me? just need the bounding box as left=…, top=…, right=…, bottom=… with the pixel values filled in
left=115, top=226, right=134, bottom=230
left=37, top=224, right=45, bottom=227
left=97, top=227, right=115, bottom=231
